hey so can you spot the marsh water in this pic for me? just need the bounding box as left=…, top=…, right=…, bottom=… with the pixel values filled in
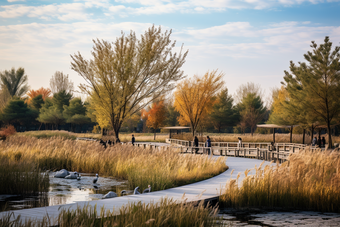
left=1, top=174, right=340, bottom=226
left=0, top=172, right=129, bottom=211
left=218, top=209, right=340, bottom=226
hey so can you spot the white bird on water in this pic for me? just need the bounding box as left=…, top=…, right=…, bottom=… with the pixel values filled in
left=102, top=190, right=128, bottom=199
left=93, top=174, right=99, bottom=184
left=77, top=174, right=81, bottom=181
left=133, top=186, right=141, bottom=194
left=133, top=185, right=151, bottom=194
left=143, top=185, right=151, bottom=193
left=65, top=171, right=78, bottom=179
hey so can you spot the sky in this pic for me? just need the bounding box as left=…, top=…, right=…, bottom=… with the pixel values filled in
left=0, top=0, right=340, bottom=103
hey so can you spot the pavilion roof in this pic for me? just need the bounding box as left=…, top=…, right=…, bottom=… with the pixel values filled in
left=161, top=126, right=191, bottom=130
left=257, top=124, right=298, bottom=129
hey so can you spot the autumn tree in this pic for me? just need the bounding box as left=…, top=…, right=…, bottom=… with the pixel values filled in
left=283, top=37, right=340, bottom=147
left=268, top=86, right=318, bottom=143
left=174, top=70, right=224, bottom=137
left=210, top=88, right=238, bottom=132
left=26, top=87, right=51, bottom=104
left=144, top=100, right=167, bottom=140
left=0, top=67, right=29, bottom=97
left=71, top=26, right=187, bottom=140
left=50, top=71, right=74, bottom=95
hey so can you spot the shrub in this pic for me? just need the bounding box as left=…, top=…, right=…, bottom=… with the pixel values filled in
left=0, top=125, right=16, bottom=140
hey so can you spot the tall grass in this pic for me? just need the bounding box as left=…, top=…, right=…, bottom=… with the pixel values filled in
left=0, top=157, right=49, bottom=195
left=0, top=136, right=227, bottom=192
left=219, top=149, right=340, bottom=212
left=0, top=198, right=223, bottom=227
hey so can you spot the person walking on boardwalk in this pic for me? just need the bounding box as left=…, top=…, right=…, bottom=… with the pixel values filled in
left=205, top=136, right=211, bottom=155
left=318, top=136, right=321, bottom=147
left=194, top=136, right=199, bottom=154
left=312, top=137, right=317, bottom=146
left=321, top=137, right=326, bottom=148
left=238, top=137, right=242, bottom=150
left=132, top=134, right=135, bottom=146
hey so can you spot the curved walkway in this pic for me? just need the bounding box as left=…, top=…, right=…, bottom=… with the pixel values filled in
left=0, top=156, right=271, bottom=222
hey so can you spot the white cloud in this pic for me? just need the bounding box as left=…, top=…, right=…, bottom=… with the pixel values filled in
left=0, top=3, right=90, bottom=21
left=7, top=0, right=25, bottom=2
left=176, top=21, right=340, bottom=60
left=2, top=0, right=340, bottom=20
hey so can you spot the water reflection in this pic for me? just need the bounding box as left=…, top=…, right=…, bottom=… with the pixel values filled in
left=0, top=173, right=128, bottom=211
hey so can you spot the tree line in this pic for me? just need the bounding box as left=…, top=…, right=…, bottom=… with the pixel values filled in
left=0, top=71, right=93, bottom=132
left=1, top=26, right=339, bottom=146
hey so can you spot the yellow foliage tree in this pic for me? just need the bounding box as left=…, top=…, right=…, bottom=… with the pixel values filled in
left=71, top=26, right=187, bottom=139
left=174, top=70, right=224, bottom=137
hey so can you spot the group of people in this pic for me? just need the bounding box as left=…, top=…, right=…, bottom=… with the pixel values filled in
left=192, top=136, right=212, bottom=154
left=99, top=138, right=121, bottom=148
left=192, top=136, right=243, bottom=155
left=312, top=136, right=326, bottom=148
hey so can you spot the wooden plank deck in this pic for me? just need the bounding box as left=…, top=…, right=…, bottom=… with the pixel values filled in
left=0, top=157, right=271, bottom=222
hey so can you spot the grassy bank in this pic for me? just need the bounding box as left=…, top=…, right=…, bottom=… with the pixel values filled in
left=0, top=158, right=49, bottom=196
left=16, top=130, right=168, bottom=142
left=16, top=130, right=101, bottom=140
left=0, top=136, right=227, bottom=192
left=1, top=198, right=223, bottom=227
left=219, top=149, right=340, bottom=212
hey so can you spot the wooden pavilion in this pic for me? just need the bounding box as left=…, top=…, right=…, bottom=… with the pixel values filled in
left=161, top=126, right=191, bottom=138
left=257, top=124, right=298, bottom=143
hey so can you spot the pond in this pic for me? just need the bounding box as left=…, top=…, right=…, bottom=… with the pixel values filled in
left=218, top=209, right=340, bottom=226
left=0, top=172, right=129, bottom=211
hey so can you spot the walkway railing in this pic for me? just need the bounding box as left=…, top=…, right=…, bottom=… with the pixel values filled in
left=165, top=138, right=309, bottom=163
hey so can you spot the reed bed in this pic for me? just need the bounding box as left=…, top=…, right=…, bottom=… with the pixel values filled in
left=0, top=136, right=227, bottom=192
left=0, top=198, right=224, bottom=227
left=0, top=157, right=49, bottom=196
left=219, top=149, right=340, bottom=212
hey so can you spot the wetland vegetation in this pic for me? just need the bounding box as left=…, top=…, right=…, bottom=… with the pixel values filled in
left=220, top=149, right=340, bottom=212
left=0, top=135, right=227, bottom=195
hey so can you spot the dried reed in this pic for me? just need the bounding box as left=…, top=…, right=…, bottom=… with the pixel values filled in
left=219, top=149, right=340, bottom=212
left=0, top=157, right=49, bottom=195
left=0, top=136, right=227, bottom=192
left=0, top=198, right=223, bottom=227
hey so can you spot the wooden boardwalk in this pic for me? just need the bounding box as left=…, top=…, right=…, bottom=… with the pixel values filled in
left=165, top=138, right=308, bottom=162
left=0, top=157, right=271, bottom=222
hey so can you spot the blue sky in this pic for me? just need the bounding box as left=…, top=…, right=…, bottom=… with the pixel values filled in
left=1, top=0, right=340, bottom=103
